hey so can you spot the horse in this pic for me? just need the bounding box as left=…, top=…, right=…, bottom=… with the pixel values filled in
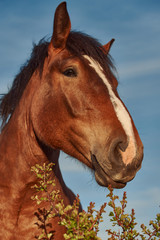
left=0, top=2, right=143, bottom=239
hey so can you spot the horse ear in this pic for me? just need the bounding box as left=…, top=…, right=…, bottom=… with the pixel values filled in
left=103, top=39, right=115, bottom=53
left=51, top=2, right=71, bottom=49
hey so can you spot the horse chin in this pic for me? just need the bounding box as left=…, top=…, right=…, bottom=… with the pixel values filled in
left=94, top=171, right=126, bottom=189
left=91, top=154, right=126, bottom=189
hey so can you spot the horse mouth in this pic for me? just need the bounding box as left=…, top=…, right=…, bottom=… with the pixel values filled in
left=91, top=154, right=126, bottom=189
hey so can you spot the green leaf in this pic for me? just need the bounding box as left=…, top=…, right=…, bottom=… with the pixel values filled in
left=109, top=211, right=114, bottom=217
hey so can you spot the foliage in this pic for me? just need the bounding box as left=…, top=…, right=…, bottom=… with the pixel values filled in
left=31, top=163, right=105, bottom=239
left=31, top=163, right=160, bottom=239
left=106, top=187, right=160, bottom=239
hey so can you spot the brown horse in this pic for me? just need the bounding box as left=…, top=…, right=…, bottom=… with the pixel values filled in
left=0, top=2, right=143, bottom=239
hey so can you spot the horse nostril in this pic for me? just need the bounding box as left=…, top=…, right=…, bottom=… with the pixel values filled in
left=109, top=139, right=128, bottom=168
left=118, top=141, right=128, bottom=152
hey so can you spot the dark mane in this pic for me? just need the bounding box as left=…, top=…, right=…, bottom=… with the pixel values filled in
left=0, top=39, right=49, bottom=129
left=0, top=31, right=115, bottom=128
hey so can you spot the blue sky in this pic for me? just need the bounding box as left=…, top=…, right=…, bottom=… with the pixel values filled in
left=0, top=0, right=160, bottom=238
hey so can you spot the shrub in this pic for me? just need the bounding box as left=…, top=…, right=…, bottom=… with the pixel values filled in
left=31, top=163, right=160, bottom=239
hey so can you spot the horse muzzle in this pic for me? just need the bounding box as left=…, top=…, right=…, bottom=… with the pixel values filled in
left=91, top=144, right=143, bottom=189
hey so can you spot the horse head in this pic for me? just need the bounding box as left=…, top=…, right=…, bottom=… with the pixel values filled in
left=30, top=2, right=143, bottom=188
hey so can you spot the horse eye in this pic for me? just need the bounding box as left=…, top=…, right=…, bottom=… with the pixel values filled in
left=63, top=68, right=77, bottom=77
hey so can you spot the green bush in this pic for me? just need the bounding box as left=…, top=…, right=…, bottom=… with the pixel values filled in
left=31, top=163, right=160, bottom=240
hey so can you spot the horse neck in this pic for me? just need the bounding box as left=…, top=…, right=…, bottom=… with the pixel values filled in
left=0, top=69, right=63, bottom=199
left=0, top=112, right=61, bottom=193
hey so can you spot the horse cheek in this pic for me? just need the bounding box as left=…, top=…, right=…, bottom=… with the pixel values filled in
left=30, top=86, right=59, bottom=147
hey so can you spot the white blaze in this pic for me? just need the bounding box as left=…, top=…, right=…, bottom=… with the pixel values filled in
left=83, top=55, right=137, bottom=165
